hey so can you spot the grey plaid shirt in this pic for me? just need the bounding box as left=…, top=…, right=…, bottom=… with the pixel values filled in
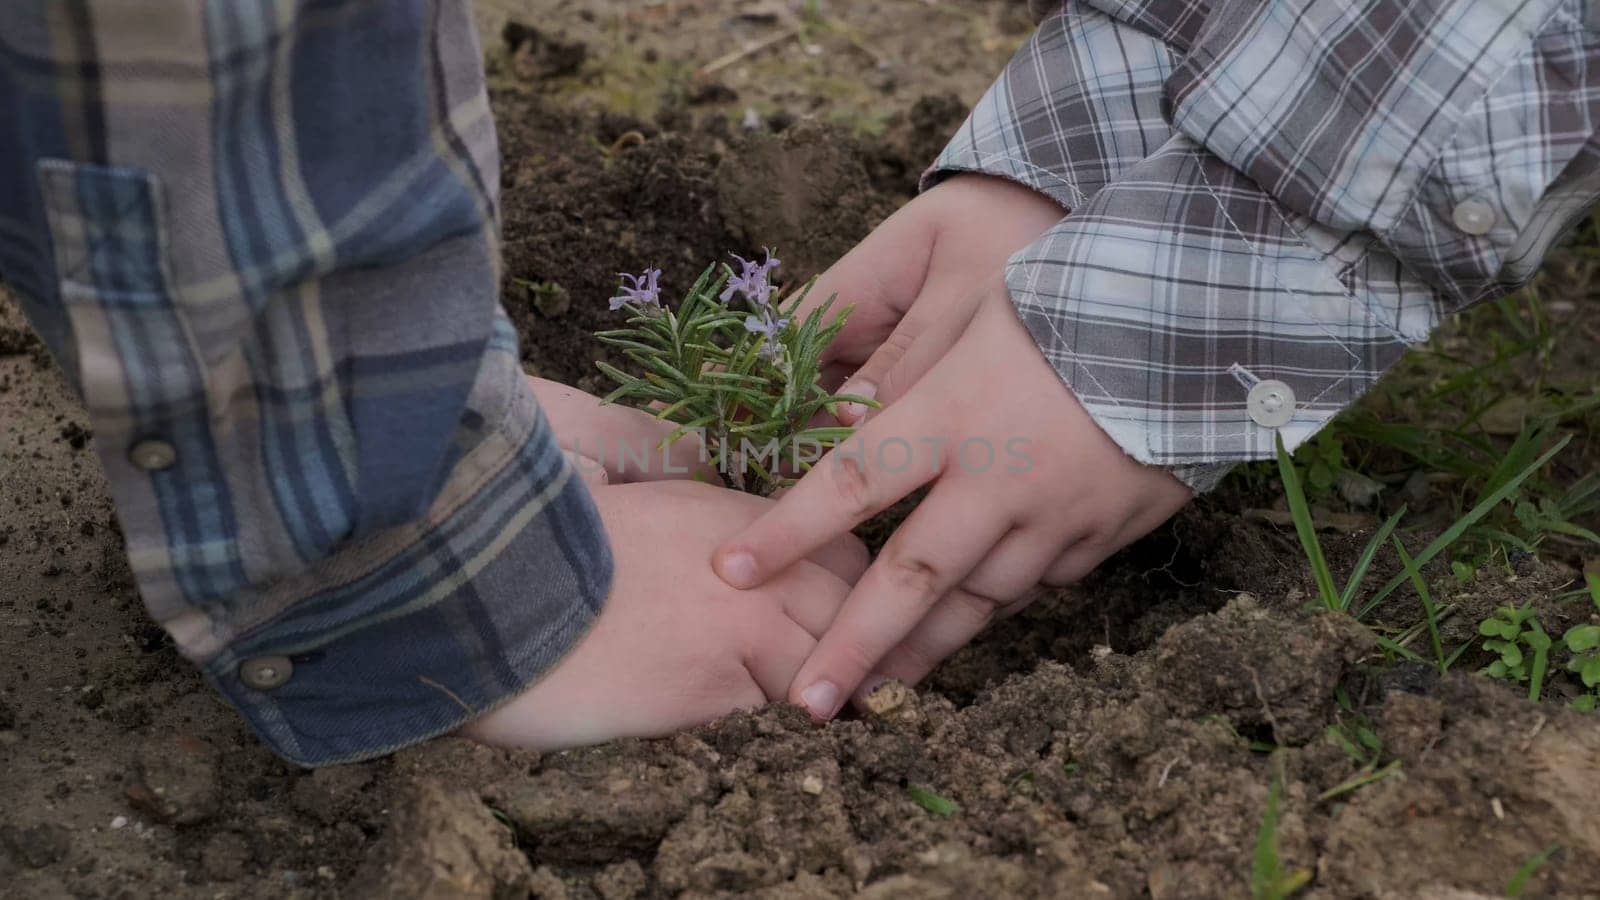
left=935, top=0, right=1600, bottom=491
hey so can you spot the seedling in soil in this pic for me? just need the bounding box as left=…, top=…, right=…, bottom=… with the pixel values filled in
left=1561, top=574, right=1600, bottom=711
left=1478, top=605, right=1553, bottom=702
left=1325, top=690, right=1382, bottom=768
left=1505, top=844, right=1562, bottom=898
left=907, top=784, right=960, bottom=817
left=1320, top=689, right=1402, bottom=803
left=595, top=252, right=874, bottom=495
left=1250, top=770, right=1311, bottom=900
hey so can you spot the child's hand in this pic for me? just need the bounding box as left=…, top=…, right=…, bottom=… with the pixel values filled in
left=801, top=174, right=1068, bottom=417
left=462, top=478, right=869, bottom=750
left=527, top=376, right=719, bottom=484
left=709, top=177, right=1193, bottom=720
left=461, top=380, right=868, bottom=750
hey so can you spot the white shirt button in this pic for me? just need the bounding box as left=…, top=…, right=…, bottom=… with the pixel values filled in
left=128, top=439, right=177, bottom=471
left=239, top=656, right=293, bottom=691
left=1451, top=199, right=1496, bottom=236
left=1247, top=380, right=1296, bottom=428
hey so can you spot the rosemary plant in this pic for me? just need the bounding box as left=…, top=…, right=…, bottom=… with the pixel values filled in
left=595, top=251, right=874, bottom=495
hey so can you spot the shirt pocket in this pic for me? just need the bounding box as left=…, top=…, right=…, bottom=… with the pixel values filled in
left=38, top=159, right=249, bottom=610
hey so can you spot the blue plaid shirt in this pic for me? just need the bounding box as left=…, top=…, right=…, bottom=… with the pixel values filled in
left=0, top=1, right=611, bottom=766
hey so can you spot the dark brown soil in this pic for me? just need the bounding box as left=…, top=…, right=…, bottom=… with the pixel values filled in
left=5, top=3, right=1600, bottom=898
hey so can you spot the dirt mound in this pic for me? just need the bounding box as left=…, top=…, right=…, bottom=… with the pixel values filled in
left=336, top=595, right=1600, bottom=898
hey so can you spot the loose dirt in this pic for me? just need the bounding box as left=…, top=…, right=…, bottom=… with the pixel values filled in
left=4, top=3, right=1600, bottom=897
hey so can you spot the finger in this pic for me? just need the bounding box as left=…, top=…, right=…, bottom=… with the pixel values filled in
left=673, top=481, right=871, bottom=583
left=741, top=561, right=849, bottom=699
left=1040, top=483, right=1190, bottom=585
left=788, top=482, right=1012, bottom=720
left=563, top=449, right=610, bottom=491
left=801, top=195, right=940, bottom=366
left=855, top=587, right=1007, bottom=697
left=712, top=374, right=952, bottom=590
left=743, top=617, right=822, bottom=703
left=783, top=576, right=848, bottom=638
left=961, top=526, right=1080, bottom=600
left=529, top=377, right=718, bottom=483
left=856, top=533, right=1061, bottom=701
left=835, top=299, right=975, bottom=425
left=808, top=532, right=872, bottom=585
left=1042, top=540, right=1111, bottom=586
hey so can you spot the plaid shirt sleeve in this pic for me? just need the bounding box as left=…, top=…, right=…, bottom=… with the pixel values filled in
left=0, top=1, right=612, bottom=766
left=934, top=0, right=1600, bottom=491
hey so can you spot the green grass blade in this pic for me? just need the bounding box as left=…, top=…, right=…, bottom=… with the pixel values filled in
left=1442, top=640, right=1475, bottom=672
left=1251, top=771, right=1311, bottom=900
left=1316, top=759, right=1401, bottom=803
left=907, top=785, right=959, bottom=817
left=1505, top=844, right=1562, bottom=898
left=1391, top=537, right=1445, bottom=672
left=1275, top=434, right=1340, bottom=611
left=1341, top=506, right=1407, bottom=613
left=1359, top=434, right=1573, bottom=619
left=1527, top=620, right=1552, bottom=703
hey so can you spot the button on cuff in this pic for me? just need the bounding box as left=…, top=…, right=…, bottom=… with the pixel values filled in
left=1247, top=379, right=1296, bottom=428
left=1451, top=198, right=1496, bottom=236
left=239, top=656, right=293, bottom=691
left=128, top=438, right=177, bottom=471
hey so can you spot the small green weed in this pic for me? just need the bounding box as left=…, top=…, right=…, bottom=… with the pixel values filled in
left=1505, top=843, right=1562, bottom=898
left=1250, top=770, right=1311, bottom=900
left=907, top=784, right=960, bottom=817
left=1320, top=689, right=1402, bottom=802
left=1478, top=605, right=1554, bottom=702
left=1561, top=574, right=1600, bottom=711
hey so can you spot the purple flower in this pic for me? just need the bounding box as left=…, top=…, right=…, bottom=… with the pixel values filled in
left=744, top=312, right=788, bottom=359
left=611, top=267, right=662, bottom=311
left=719, top=249, right=781, bottom=307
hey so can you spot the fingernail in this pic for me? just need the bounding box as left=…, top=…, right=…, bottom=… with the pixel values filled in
left=716, top=550, right=758, bottom=588
left=839, top=381, right=877, bottom=423
left=799, top=680, right=841, bottom=720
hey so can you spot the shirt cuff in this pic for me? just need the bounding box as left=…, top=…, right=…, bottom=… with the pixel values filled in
left=193, top=332, right=611, bottom=766
left=921, top=2, right=1178, bottom=210
left=999, top=135, right=1433, bottom=493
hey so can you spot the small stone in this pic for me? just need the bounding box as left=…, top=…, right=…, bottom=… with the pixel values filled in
left=353, top=780, right=534, bottom=898
left=201, top=831, right=251, bottom=882
left=1336, top=469, right=1384, bottom=507
left=594, top=859, right=647, bottom=900
left=1, top=823, right=71, bottom=869
left=290, top=764, right=376, bottom=826
left=862, top=679, right=911, bottom=716
left=126, top=734, right=220, bottom=825
left=800, top=774, right=824, bottom=795
left=532, top=282, right=571, bottom=318
left=109, top=816, right=127, bottom=830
